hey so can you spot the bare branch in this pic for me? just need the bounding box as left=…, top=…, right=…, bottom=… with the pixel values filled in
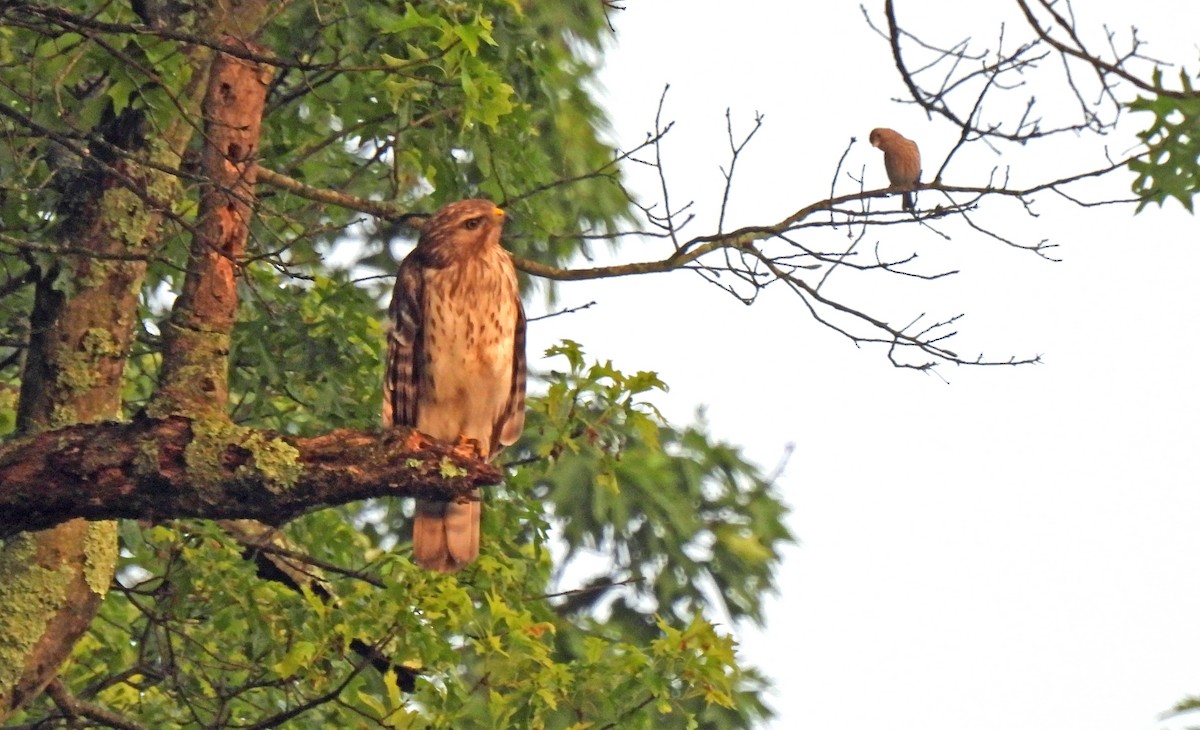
left=45, top=679, right=147, bottom=730
left=527, top=301, right=598, bottom=322
left=716, top=109, right=764, bottom=233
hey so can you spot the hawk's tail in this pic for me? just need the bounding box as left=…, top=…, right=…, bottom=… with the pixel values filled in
left=412, top=496, right=480, bottom=573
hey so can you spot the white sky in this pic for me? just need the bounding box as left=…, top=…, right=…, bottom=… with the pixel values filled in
left=524, top=2, right=1200, bottom=728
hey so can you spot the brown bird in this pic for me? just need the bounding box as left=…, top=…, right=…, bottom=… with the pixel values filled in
left=383, top=199, right=527, bottom=573
left=869, top=128, right=921, bottom=211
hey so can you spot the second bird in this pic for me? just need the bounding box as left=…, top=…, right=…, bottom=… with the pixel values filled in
left=869, top=128, right=921, bottom=211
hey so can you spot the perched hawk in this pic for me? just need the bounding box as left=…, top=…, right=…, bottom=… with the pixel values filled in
left=869, top=127, right=921, bottom=211
left=383, top=199, right=527, bottom=573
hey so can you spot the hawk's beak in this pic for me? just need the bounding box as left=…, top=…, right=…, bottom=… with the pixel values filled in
left=493, top=207, right=506, bottom=221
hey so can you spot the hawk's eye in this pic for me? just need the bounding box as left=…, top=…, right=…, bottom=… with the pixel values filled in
left=462, top=216, right=484, bottom=231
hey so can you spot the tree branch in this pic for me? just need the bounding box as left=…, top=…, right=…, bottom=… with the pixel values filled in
left=44, top=679, right=146, bottom=730
left=152, top=38, right=271, bottom=418
left=0, top=415, right=501, bottom=537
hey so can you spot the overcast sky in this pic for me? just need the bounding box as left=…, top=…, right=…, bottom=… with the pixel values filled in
left=525, top=2, right=1200, bottom=729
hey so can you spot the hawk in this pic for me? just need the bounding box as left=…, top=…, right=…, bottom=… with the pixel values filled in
left=383, top=199, right=527, bottom=573
left=869, top=127, right=921, bottom=211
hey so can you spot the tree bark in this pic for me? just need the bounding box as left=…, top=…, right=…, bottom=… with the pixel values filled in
left=0, top=4, right=276, bottom=719
left=0, top=101, right=187, bottom=729
left=153, top=38, right=271, bottom=418
left=0, top=416, right=501, bottom=537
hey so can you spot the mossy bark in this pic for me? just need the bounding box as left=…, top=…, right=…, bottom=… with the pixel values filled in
left=0, top=417, right=500, bottom=535
left=0, top=107, right=190, bottom=722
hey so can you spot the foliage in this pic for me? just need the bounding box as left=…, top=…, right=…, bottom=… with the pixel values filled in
left=6, top=342, right=790, bottom=728
left=1129, top=68, right=1200, bottom=213
left=1167, top=694, right=1200, bottom=726
left=525, top=341, right=789, bottom=630
left=0, top=1, right=790, bottom=728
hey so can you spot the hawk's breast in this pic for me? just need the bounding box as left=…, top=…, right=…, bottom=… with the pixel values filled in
left=417, top=246, right=519, bottom=453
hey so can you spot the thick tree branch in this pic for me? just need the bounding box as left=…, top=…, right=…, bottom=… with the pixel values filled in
left=0, top=415, right=501, bottom=538
left=153, top=38, right=271, bottom=417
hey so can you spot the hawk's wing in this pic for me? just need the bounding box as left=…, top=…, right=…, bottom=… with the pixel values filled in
left=383, top=256, right=425, bottom=429
left=494, top=302, right=527, bottom=452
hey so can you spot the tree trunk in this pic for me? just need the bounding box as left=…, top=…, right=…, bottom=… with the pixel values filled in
left=0, top=2, right=275, bottom=718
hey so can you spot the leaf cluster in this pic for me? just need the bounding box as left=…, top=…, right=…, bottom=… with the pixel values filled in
left=1129, top=68, right=1200, bottom=212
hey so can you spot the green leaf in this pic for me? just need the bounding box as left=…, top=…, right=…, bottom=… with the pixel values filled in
left=273, top=640, right=317, bottom=677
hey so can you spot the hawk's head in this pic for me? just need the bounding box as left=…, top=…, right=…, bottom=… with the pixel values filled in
left=417, top=199, right=507, bottom=263
left=869, top=128, right=895, bottom=149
